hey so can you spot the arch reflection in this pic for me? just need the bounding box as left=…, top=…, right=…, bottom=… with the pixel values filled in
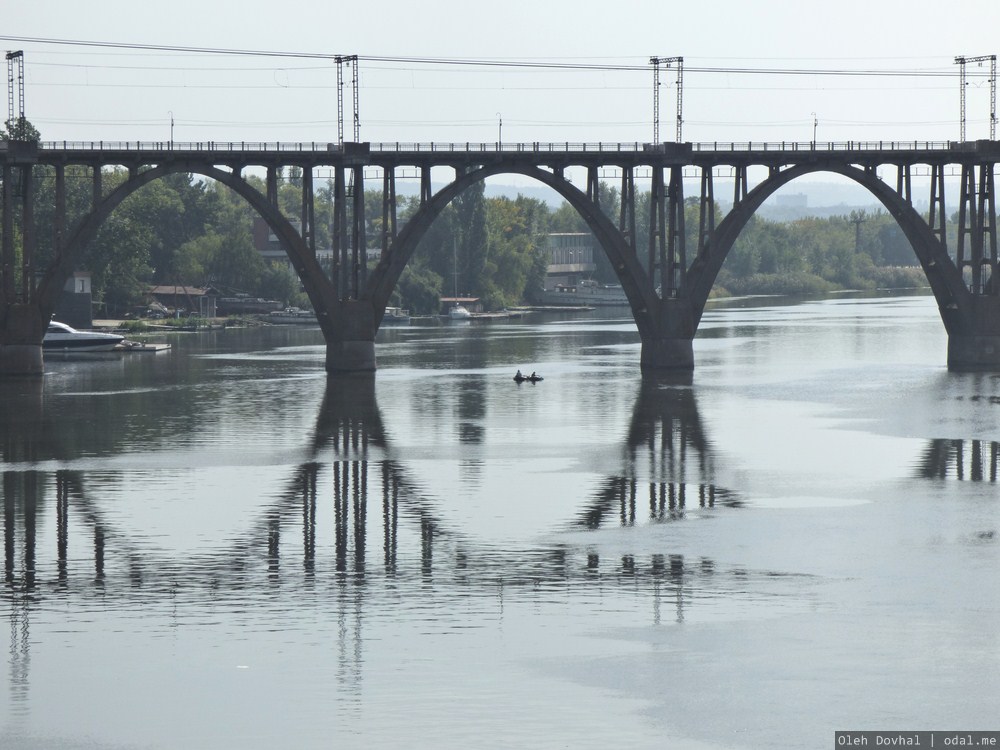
left=0, top=375, right=751, bottom=597
left=578, top=378, right=742, bottom=529
left=0, top=374, right=790, bottom=717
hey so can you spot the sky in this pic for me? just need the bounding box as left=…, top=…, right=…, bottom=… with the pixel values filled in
left=3, top=0, right=999, bottom=150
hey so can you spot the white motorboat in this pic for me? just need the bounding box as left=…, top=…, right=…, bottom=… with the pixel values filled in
left=448, top=304, right=472, bottom=320
left=43, top=321, right=124, bottom=352
left=266, top=307, right=316, bottom=324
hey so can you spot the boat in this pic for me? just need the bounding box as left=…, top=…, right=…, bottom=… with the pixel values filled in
left=382, top=306, right=411, bottom=325
left=448, top=304, right=472, bottom=320
left=540, top=279, right=629, bottom=306
left=43, top=321, right=124, bottom=352
left=267, top=307, right=317, bottom=324
left=217, top=295, right=283, bottom=316
left=513, top=371, right=544, bottom=383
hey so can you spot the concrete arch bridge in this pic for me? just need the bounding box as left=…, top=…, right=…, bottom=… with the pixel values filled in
left=1, top=138, right=998, bottom=375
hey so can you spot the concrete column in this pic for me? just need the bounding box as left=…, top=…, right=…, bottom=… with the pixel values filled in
left=325, top=340, right=376, bottom=373
left=948, top=335, right=1000, bottom=370
left=0, top=303, right=45, bottom=376
left=946, top=297, right=1000, bottom=371
left=324, top=300, right=376, bottom=373
left=640, top=337, right=695, bottom=371
left=639, top=297, right=696, bottom=371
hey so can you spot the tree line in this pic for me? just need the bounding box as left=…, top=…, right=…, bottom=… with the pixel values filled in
left=549, top=182, right=928, bottom=298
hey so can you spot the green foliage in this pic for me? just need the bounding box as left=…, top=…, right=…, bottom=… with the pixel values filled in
left=477, top=196, right=549, bottom=308
left=392, top=187, right=550, bottom=312
left=717, top=208, right=926, bottom=296
left=259, top=262, right=309, bottom=307
left=395, top=259, right=443, bottom=314
left=1, top=116, right=40, bottom=142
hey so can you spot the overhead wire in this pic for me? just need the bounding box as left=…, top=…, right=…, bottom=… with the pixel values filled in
left=4, top=34, right=993, bottom=139
left=0, top=34, right=990, bottom=79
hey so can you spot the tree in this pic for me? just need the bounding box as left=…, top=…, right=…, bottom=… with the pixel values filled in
left=259, top=262, right=308, bottom=307
left=1, top=116, right=40, bottom=142
left=478, top=196, right=547, bottom=308
left=395, top=259, right=444, bottom=314
left=452, top=181, right=489, bottom=297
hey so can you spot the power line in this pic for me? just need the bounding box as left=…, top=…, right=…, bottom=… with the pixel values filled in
left=0, top=35, right=991, bottom=80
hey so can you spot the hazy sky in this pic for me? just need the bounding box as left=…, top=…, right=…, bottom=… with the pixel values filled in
left=4, top=0, right=999, bottom=147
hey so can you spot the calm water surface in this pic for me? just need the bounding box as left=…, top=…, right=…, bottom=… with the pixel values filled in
left=1, top=293, right=998, bottom=749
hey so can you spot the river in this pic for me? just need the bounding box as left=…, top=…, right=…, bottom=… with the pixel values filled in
left=1, top=292, right=997, bottom=749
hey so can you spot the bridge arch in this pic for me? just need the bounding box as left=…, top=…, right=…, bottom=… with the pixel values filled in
left=366, top=164, right=663, bottom=340
left=5, top=141, right=999, bottom=375
left=39, top=162, right=341, bottom=338
left=687, top=161, right=973, bottom=336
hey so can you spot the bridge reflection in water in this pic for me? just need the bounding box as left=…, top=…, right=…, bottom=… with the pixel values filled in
left=4, top=378, right=997, bottom=598
left=4, top=376, right=997, bottom=712
left=1, top=377, right=748, bottom=599
left=4, top=379, right=998, bottom=595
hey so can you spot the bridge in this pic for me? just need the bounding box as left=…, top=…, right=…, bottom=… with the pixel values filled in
left=1, top=137, right=999, bottom=374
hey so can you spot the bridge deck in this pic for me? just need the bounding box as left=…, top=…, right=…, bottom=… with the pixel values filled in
left=6, top=138, right=996, bottom=171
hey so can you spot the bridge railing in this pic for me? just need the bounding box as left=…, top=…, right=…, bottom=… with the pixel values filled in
left=690, top=140, right=955, bottom=152
left=35, top=139, right=960, bottom=154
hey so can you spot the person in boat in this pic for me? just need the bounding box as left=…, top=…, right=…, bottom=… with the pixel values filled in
left=530, top=372, right=537, bottom=380
left=515, top=369, right=523, bottom=380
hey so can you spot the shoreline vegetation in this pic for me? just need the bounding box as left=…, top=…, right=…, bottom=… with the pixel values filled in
left=709, top=265, right=930, bottom=298
left=107, top=280, right=933, bottom=335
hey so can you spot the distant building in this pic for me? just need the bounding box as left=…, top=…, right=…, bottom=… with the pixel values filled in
left=252, top=217, right=343, bottom=267
left=53, top=271, right=94, bottom=328
left=148, top=285, right=219, bottom=317
left=439, top=297, right=482, bottom=315
left=545, top=233, right=597, bottom=287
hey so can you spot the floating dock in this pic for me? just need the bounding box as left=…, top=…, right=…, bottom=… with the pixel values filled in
left=119, top=341, right=172, bottom=353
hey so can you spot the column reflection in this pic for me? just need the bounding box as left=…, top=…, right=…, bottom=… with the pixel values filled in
left=577, top=378, right=742, bottom=530
left=918, top=439, right=999, bottom=482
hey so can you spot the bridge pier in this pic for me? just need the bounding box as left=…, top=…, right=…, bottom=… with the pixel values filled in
left=0, top=304, right=45, bottom=376
left=325, top=340, right=377, bottom=373
left=323, top=300, right=377, bottom=373
left=948, top=335, right=1000, bottom=371
left=638, top=298, right=696, bottom=371
left=640, top=337, right=695, bottom=371
left=947, top=297, right=1000, bottom=371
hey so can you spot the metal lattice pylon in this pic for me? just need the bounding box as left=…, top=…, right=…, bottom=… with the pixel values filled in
left=650, top=56, right=683, bottom=144
left=335, top=54, right=360, bottom=144
left=955, top=54, right=997, bottom=141
left=6, top=50, right=25, bottom=134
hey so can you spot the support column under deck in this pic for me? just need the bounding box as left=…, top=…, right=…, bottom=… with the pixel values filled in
left=947, top=297, right=1000, bottom=371
left=640, top=337, right=695, bottom=371
left=0, top=303, right=45, bottom=375
left=638, top=298, right=696, bottom=372
left=325, top=340, right=377, bottom=373
left=323, top=300, right=377, bottom=373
